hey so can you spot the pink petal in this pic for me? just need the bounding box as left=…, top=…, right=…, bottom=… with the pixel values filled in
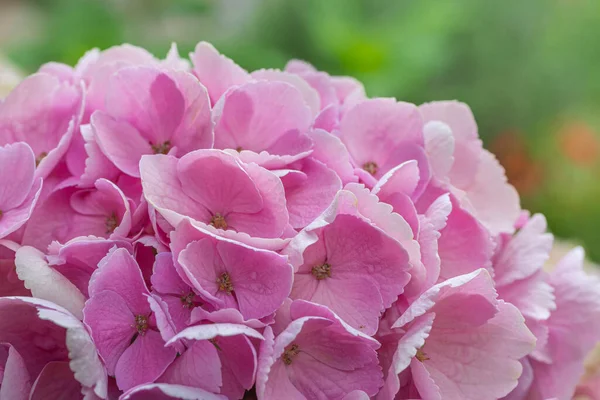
left=0, top=73, right=83, bottom=178
left=463, top=149, right=521, bottom=235
left=29, top=361, right=82, bottom=400
left=493, top=214, right=553, bottom=286
left=213, top=80, right=312, bottom=158
left=83, top=290, right=136, bottom=375
left=191, top=41, right=251, bottom=104
left=36, top=304, right=108, bottom=399
left=279, top=158, right=342, bottom=229
left=91, top=111, right=152, bottom=177
left=0, top=142, right=35, bottom=209
left=158, top=340, right=222, bottom=393
left=0, top=177, right=42, bottom=239
left=423, top=121, right=455, bottom=183
left=115, top=330, right=176, bottom=391
left=308, top=128, right=357, bottom=185
left=15, top=246, right=86, bottom=319
left=252, top=69, right=321, bottom=116
left=0, top=345, right=31, bottom=400
left=339, top=98, right=423, bottom=174
left=88, top=248, right=150, bottom=314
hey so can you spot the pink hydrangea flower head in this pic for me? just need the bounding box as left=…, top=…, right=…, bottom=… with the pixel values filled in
left=257, top=300, right=383, bottom=399
left=212, top=80, right=313, bottom=168
left=0, top=73, right=84, bottom=179
left=140, top=149, right=289, bottom=243
left=0, top=142, right=43, bottom=239
left=91, top=66, right=213, bottom=177
left=83, top=247, right=177, bottom=391
left=379, top=269, right=536, bottom=400
left=0, top=297, right=107, bottom=399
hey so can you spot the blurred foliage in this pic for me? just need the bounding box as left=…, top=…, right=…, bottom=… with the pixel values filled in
left=3, top=0, right=600, bottom=260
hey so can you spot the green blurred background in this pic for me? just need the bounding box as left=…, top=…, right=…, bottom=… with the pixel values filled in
left=1, top=0, right=600, bottom=261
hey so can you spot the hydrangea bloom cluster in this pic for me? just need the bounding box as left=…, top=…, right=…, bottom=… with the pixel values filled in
left=0, top=41, right=599, bottom=400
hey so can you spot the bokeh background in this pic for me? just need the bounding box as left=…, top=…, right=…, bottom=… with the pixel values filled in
left=2, top=0, right=600, bottom=261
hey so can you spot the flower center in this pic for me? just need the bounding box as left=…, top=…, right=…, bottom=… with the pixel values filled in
left=36, top=152, right=47, bottom=166
left=416, top=347, right=429, bottom=362
left=362, top=161, right=378, bottom=176
left=217, top=272, right=234, bottom=294
left=180, top=292, right=195, bottom=309
left=210, top=213, right=228, bottom=230
left=0, top=210, right=3, bottom=221
left=105, top=213, right=119, bottom=234
left=133, top=315, right=149, bottom=335
left=151, top=140, right=172, bottom=155
left=236, top=146, right=243, bottom=152
left=282, top=343, right=300, bottom=365
left=311, top=263, right=331, bottom=280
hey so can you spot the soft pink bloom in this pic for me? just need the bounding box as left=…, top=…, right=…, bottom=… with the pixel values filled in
left=159, top=320, right=263, bottom=399
left=420, top=101, right=521, bottom=235
left=90, top=66, right=213, bottom=177
left=140, top=149, right=289, bottom=242
left=83, top=248, right=177, bottom=391
left=339, top=98, right=430, bottom=190
left=0, top=73, right=83, bottom=179
left=20, top=178, right=133, bottom=251
left=150, top=252, right=205, bottom=334
left=0, top=297, right=107, bottom=399
left=212, top=80, right=313, bottom=168
left=257, top=300, right=384, bottom=399
left=284, top=189, right=411, bottom=335
left=170, top=219, right=293, bottom=321
left=378, top=269, right=536, bottom=400
left=0, top=142, right=43, bottom=239
left=527, top=248, right=600, bottom=400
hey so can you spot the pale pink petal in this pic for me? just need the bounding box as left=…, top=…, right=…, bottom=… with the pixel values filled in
left=308, top=128, right=357, bottom=185
left=252, top=69, right=321, bottom=116
left=15, top=246, right=86, bottom=318
left=213, top=80, right=312, bottom=158
left=191, top=41, right=251, bottom=104
left=423, top=121, right=455, bottom=183
left=0, top=177, right=42, bottom=239
left=463, top=149, right=521, bottom=235
left=493, top=214, right=553, bottom=286
left=0, top=142, right=35, bottom=209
